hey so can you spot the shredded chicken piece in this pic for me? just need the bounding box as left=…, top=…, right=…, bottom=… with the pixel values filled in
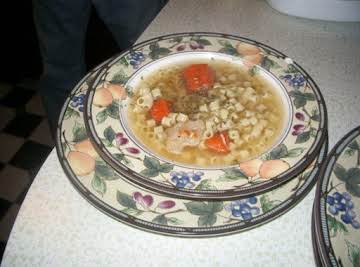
left=165, top=120, right=205, bottom=154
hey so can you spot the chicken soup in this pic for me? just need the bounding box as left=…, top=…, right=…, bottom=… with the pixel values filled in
left=128, top=59, right=286, bottom=167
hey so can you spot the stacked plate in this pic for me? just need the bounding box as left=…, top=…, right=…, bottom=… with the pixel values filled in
left=56, top=32, right=329, bottom=237
left=312, top=127, right=360, bottom=267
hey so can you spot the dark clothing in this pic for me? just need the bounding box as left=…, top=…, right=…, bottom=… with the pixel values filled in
left=33, top=0, right=166, bottom=133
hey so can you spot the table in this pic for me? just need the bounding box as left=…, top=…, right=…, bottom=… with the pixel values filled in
left=2, top=1, right=360, bottom=266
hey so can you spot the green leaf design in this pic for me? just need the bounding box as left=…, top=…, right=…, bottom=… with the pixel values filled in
left=294, top=97, right=307, bottom=109
left=167, top=217, right=183, bottom=225
left=95, top=161, right=117, bottom=180
left=113, top=153, right=129, bottom=165
left=346, top=240, right=360, bottom=267
left=295, top=131, right=311, bottom=144
left=185, top=201, right=222, bottom=226
left=345, top=149, right=356, bottom=157
left=249, top=66, right=260, bottom=76
left=96, top=109, right=108, bottom=124
left=101, top=138, right=113, bottom=147
left=170, top=36, right=183, bottom=43
left=158, top=163, right=174, bottom=173
left=334, top=163, right=348, bottom=182
left=113, top=153, right=124, bottom=161
left=284, top=64, right=298, bottom=74
left=311, top=109, right=320, bottom=122
left=287, top=147, right=305, bottom=157
left=310, top=127, right=318, bottom=138
left=152, top=214, right=168, bottom=225
left=64, top=107, right=80, bottom=120
left=195, top=179, right=216, bottom=190
left=288, top=91, right=315, bottom=109
left=303, top=93, right=315, bottom=101
left=349, top=140, right=360, bottom=150
left=261, top=56, right=280, bottom=71
left=140, top=168, right=159, bottom=177
left=218, top=47, right=238, bottom=56
left=207, top=202, right=223, bottom=213
left=198, top=214, right=217, bottom=227
left=327, top=215, right=348, bottom=236
left=217, top=39, right=232, bottom=47
left=195, top=38, right=211, bottom=46
left=346, top=168, right=360, bottom=197
left=116, top=57, right=129, bottom=67
left=111, top=71, right=128, bottom=84
left=143, top=156, right=161, bottom=170
left=72, top=122, right=87, bottom=142
left=217, top=40, right=238, bottom=55
left=260, top=195, right=277, bottom=213
left=149, top=42, right=160, bottom=51
left=91, top=174, right=106, bottom=196
left=141, top=156, right=173, bottom=176
left=218, top=168, right=247, bottom=182
left=289, top=90, right=304, bottom=99
left=185, top=202, right=212, bottom=216
left=116, top=191, right=137, bottom=209
left=106, top=101, right=120, bottom=120
left=104, top=126, right=116, bottom=143
left=185, top=201, right=222, bottom=216
left=149, top=47, right=171, bottom=60
left=269, top=144, right=288, bottom=159
left=122, top=208, right=143, bottom=216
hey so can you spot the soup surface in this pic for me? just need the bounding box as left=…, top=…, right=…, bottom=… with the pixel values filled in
left=128, top=59, right=285, bottom=167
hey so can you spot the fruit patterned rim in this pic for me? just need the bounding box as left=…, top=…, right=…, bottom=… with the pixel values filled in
left=56, top=64, right=329, bottom=237
left=314, top=126, right=360, bottom=267
left=84, top=32, right=327, bottom=200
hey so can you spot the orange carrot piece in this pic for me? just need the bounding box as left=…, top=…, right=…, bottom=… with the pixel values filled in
left=183, top=64, right=215, bottom=93
left=204, top=131, right=230, bottom=154
left=149, top=98, right=171, bottom=124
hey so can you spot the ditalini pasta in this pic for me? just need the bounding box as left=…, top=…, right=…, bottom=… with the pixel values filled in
left=128, top=59, right=286, bottom=167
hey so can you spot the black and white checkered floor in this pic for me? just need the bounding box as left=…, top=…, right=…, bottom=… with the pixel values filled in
left=0, top=80, right=54, bottom=261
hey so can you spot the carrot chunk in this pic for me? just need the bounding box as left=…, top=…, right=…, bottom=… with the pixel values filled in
left=204, top=131, right=230, bottom=154
left=183, top=64, right=215, bottom=93
left=149, top=98, right=171, bottom=124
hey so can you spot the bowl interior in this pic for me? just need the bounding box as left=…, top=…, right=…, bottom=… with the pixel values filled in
left=120, top=52, right=293, bottom=168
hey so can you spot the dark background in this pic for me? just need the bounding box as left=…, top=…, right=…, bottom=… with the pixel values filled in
left=1, top=2, right=120, bottom=83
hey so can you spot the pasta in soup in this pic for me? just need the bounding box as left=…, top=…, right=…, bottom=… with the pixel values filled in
left=128, top=59, right=286, bottom=167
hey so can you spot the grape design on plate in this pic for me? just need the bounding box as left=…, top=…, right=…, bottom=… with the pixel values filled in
left=225, top=196, right=260, bottom=220
left=327, top=191, right=360, bottom=229
left=127, top=51, right=146, bottom=69
left=70, top=93, right=86, bottom=112
left=170, top=171, right=204, bottom=188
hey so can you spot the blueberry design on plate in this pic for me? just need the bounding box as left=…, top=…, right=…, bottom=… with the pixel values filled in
left=56, top=62, right=328, bottom=236
left=315, top=127, right=360, bottom=267
left=84, top=33, right=327, bottom=200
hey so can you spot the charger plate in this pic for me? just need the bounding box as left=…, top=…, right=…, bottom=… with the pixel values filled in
left=313, top=126, right=360, bottom=266
left=56, top=63, right=328, bottom=237
left=84, top=32, right=327, bottom=200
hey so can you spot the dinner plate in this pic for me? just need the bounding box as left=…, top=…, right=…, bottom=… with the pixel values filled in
left=313, top=126, right=360, bottom=267
left=84, top=32, right=327, bottom=200
left=56, top=64, right=328, bottom=237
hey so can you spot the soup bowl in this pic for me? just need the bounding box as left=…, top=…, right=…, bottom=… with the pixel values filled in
left=84, top=32, right=327, bottom=200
